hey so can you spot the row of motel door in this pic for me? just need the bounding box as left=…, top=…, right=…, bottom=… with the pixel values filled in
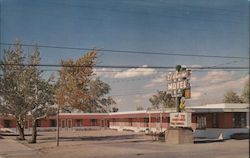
left=60, top=119, right=109, bottom=128
left=61, top=119, right=72, bottom=128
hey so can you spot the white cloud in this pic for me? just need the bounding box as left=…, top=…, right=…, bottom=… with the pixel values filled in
left=114, top=98, right=123, bottom=104
left=202, top=71, right=234, bottom=83
left=144, top=73, right=166, bottom=88
left=134, top=93, right=154, bottom=105
left=192, top=70, right=234, bottom=87
left=93, top=68, right=118, bottom=78
left=191, top=76, right=198, bottom=83
left=116, top=99, right=122, bottom=103
left=134, top=98, right=142, bottom=103
left=206, top=75, right=247, bottom=93
left=114, top=65, right=157, bottom=79
left=142, top=93, right=154, bottom=99
left=188, top=64, right=202, bottom=68
left=190, top=91, right=203, bottom=100
left=191, top=74, right=249, bottom=102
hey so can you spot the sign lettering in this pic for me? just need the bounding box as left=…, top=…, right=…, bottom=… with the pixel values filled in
left=170, top=112, right=192, bottom=127
left=166, top=68, right=191, bottom=98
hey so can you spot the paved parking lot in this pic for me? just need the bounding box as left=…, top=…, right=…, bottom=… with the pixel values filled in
left=0, top=130, right=249, bottom=158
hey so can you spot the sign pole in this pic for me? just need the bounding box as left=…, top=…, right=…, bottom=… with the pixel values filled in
left=166, top=65, right=193, bottom=144
left=176, top=97, right=181, bottom=112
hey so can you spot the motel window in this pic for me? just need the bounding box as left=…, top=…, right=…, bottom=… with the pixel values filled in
left=156, top=117, right=160, bottom=123
left=67, top=119, right=72, bottom=128
left=101, top=120, right=105, bottom=127
left=91, top=119, right=97, bottom=126
left=197, top=116, right=206, bottom=129
left=37, top=120, right=42, bottom=127
left=3, top=120, right=12, bottom=128
left=167, top=117, right=170, bottom=123
left=162, top=117, right=167, bottom=123
left=129, top=118, right=133, bottom=126
left=76, top=119, right=83, bottom=127
left=112, top=118, right=115, bottom=126
left=61, top=120, right=66, bottom=128
left=144, top=118, right=149, bottom=127
left=212, top=113, right=219, bottom=128
left=233, top=113, right=246, bottom=128
left=50, top=119, right=57, bottom=127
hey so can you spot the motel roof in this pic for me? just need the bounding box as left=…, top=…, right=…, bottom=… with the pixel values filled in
left=56, top=103, right=249, bottom=117
left=187, top=103, right=249, bottom=113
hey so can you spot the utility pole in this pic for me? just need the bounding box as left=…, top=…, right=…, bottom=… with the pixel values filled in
left=146, top=109, right=151, bottom=131
left=160, top=110, right=163, bottom=132
left=56, top=105, right=59, bottom=146
left=55, top=87, right=65, bottom=147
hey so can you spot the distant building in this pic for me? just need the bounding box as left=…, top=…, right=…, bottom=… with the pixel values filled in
left=0, top=103, right=249, bottom=139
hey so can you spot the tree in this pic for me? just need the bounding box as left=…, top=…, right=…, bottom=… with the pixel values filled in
left=0, top=42, right=56, bottom=142
left=54, top=50, right=116, bottom=146
left=59, top=78, right=116, bottom=113
left=149, top=91, right=175, bottom=109
left=55, top=51, right=116, bottom=112
left=27, top=47, right=56, bottom=143
left=0, top=42, right=31, bottom=140
left=223, top=91, right=243, bottom=103
left=29, top=78, right=56, bottom=143
left=111, top=107, right=119, bottom=112
left=55, top=51, right=96, bottom=110
left=87, top=78, right=116, bottom=112
left=241, top=80, right=249, bottom=103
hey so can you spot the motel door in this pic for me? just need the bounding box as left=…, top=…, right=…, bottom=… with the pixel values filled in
left=67, top=119, right=72, bottom=128
left=61, top=119, right=66, bottom=128
left=106, top=120, right=110, bottom=127
left=101, top=119, right=109, bottom=127
left=101, top=120, right=105, bottom=127
left=101, top=120, right=109, bottom=127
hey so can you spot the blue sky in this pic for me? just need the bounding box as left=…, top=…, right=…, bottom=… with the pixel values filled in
left=0, top=0, right=249, bottom=111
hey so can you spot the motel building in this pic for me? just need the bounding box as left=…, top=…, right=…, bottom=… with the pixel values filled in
left=0, top=103, right=249, bottom=140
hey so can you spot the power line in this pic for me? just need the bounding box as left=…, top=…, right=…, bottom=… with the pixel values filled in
left=210, top=59, right=246, bottom=67
left=0, top=42, right=249, bottom=59
left=25, top=68, right=249, bottom=74
left=0, top=63, right=248, bottom=70
left=191, top=59, right=248, bottom=73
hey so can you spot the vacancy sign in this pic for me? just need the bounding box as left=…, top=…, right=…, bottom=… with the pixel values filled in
left=170, top=112, right=192, bottom=127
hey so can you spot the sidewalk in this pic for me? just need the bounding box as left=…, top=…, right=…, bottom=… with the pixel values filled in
left=0, top=138, right=40, bottom=158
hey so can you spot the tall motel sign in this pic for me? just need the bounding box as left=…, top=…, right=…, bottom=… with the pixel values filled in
left=167, top=65, right=192, bottom=128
